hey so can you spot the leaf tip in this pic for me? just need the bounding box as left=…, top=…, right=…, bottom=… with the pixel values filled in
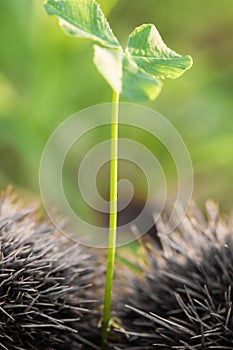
left=186, top=55, right=194, bottom=69
left=180, top=54, right=193, bottom=75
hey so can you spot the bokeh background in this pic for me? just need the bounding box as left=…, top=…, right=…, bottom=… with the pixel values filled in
left=0, top=0, right=232, bottom=227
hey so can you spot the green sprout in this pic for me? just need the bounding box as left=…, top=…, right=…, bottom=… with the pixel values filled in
left=44, top=0, right=193, bottom=347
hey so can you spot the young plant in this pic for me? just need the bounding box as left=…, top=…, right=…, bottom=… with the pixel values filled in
left=44, top=0, right=193, bottom=347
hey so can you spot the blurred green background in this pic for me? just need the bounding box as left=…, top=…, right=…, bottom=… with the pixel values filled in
left=0, top=0, right=232, bottom=221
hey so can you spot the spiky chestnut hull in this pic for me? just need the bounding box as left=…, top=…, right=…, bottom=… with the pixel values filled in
left=116, top=201, right=233, bottom=349
left=0, top=190, right=101, bottom=350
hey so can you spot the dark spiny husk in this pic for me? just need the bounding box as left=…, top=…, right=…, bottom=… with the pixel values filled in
left=115, top=201, right=233, bottom=349
left=0, top=190, right=101, bottom=350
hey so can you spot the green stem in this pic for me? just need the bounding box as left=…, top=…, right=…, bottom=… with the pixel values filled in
left=101, top=90, right=120, bottom=348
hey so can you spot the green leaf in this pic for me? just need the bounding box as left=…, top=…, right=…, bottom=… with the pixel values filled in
left=94, top=23, right=192, bottom=100
left=93, top=46, right=123, bottom=93
left=94, top=46, right=162, bottom=101
left=122, top=55, right=162, bottom=100
left=126, top=24, right=193, bottom=80
left=44, top=0, right=121, bottom=49
left=44, top=0, right=193, bottom=101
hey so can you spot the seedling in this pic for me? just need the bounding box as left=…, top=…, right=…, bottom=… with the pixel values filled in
left=44, top=0, right=193, bottom=347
